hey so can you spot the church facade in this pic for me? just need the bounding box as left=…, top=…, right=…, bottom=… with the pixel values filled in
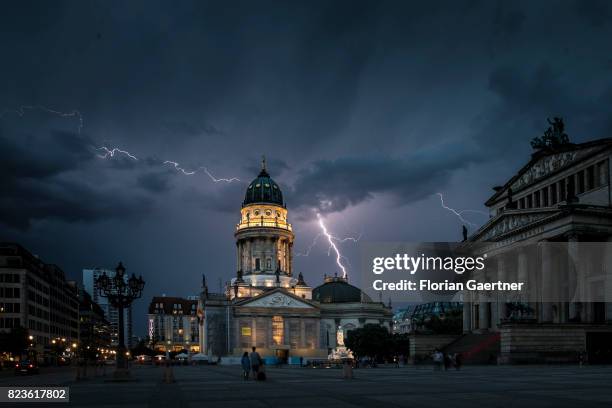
left=197, top=162, right=392, bottom=362
left=464, top=138, right=612, bottom=363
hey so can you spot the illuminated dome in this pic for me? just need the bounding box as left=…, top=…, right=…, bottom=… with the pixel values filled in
left=313, top=276, right=372, bottom=303
left=243, top=164, right=284, bottom=207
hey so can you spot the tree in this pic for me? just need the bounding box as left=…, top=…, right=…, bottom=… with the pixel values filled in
left=423, top=310, right=462, bottom=334
left=345, top=324, right=393, bottom=361
left=130, top=340, right=155, bottom=356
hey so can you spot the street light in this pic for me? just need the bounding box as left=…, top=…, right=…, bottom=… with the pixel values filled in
left=95, top=262, right=145, bottom=379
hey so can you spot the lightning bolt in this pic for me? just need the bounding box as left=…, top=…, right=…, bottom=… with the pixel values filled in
left=295, top=233, right=323, bottom=257
left=317, top=213, right=352, bottom=279
left=2, top=103, right=240, bottom=184
left=201, top=167, right=241, bottom=183
left=164, top=160, right=195, bottom=175
left=163, top=161, right=241, bottom=183
left=295, top=230, right=362, bottom=257
left=436, top=192, right=487, bottom=228
left=98, top=146, right=139, bottom=160
left=0, top=105, right=83, bottom=134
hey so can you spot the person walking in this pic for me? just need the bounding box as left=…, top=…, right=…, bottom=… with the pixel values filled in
left=250, top=347, right=262, bottom=380
left=241, top=352, right=251, bottom=380
left=432, top=349, right=443, bottom=371
left=455, top=353, right=463, bottom=370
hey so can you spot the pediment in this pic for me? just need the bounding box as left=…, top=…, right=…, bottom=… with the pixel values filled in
left=473, top=209, right=561, bottom=242
left=486, top=140, right=612, bottom=206
left=239, top=290, right=315, bottom=309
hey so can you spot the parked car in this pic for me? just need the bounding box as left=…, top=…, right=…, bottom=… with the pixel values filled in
left=15, top=360, right=39, bottom=375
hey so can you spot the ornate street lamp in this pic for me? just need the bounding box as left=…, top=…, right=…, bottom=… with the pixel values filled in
left=95, top=262, right=145, bottom=378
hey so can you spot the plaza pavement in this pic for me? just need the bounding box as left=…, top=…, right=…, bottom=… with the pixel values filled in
left=1, top=364, right=612, bottom=408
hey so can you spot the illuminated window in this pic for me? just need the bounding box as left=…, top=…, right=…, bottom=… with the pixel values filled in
left=272, top=316, right=284, bottom=345
left=265, top=210, right=271, bottom=216
left=254, top=210, right=260, bottom=216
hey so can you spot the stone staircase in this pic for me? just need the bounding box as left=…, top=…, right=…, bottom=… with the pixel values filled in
left=442, top=332, right=501, bottom=364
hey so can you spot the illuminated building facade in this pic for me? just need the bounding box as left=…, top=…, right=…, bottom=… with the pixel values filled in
left=147, top=296, right=199, bottom=352
left=0, top=243, right=79, bottom=358
left=197, top=160, right=392, bottom=363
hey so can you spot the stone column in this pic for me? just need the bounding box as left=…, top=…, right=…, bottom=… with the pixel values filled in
left=540, top=241, right=553, bottom=322
left=287, top=243, right=293, bottom=276
left=200, top=311, right=206, bottom=354
left=478, top=292, right=490, bottom=331
left=252, top=317, right=257, bottom=348
left=517, top=249, right=530, bottom=319
left=462, top=299, right=472, bottom=333
left=497, top=256, right=507, bottom=322
left=246, top=239, right=252, bottom=272
left=606, top=237, right=612, bottom=321
left=567, top=234, right=583, bottom=321
left=300, top=319, right=306, bottom=348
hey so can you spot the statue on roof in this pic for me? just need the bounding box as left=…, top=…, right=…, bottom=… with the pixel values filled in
left=531, top=117, right=571, bottom=149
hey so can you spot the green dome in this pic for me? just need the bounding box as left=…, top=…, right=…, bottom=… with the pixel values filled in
left=243, top=168, right=284, bottom=207
left=313, top=277, right=370, bottom=303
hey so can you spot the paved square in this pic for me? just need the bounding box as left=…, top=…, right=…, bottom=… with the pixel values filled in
left=1, top=364, right=612, bottom=407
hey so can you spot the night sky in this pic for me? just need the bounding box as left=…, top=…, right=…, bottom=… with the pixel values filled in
left=1, top=1, right=611, bottom=336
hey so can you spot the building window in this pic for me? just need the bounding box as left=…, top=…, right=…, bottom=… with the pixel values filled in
left=240, top=321, right=252, bottom=348
left=255, top=258, right=261, bottom=271
left=597, top=160, right=608, bottom=187
left=550, top=184, right=557, bottom=205
left=289, top=321, right=300, bottom=349
left=559, top=180, right=566, bottom=202
left=266, top=259, right=271, bottom=270
left=577, top=170, right=585, bottom=194
left=526, top=195, right=533, bottom=209
left=272, top=316, right=284, bottom=345
left=587, top=165, right=595, bottom=190
left=534, top=191, right=540, bottom=208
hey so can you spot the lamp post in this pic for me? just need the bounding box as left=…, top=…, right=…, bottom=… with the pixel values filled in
left=95, top=262, right=145, bottom=379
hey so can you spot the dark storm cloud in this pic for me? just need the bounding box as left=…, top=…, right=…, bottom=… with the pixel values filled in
left=137, top=171, right=173, bottom=193
left=479, top=63, right=612, bottom=151
left=574, top=0, right=612, bottom=27
left=290, top=141, right=480, bottom=215
left=0, top=177, right=151, bottom=230
left=161, top=120, right=225, bottom=139
left=0, top=127, right=163, bottom=229
left=243, top=157, right=290, bottom=177
left=0, top=129, right=93, bottom=179
left=187, top=182, right=246, bottom=215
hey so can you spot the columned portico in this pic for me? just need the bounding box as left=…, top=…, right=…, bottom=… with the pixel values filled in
left=463, top=138, right=612, bottom=363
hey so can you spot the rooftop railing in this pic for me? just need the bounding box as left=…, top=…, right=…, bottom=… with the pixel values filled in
left=236, top=220, right=292, bottom=231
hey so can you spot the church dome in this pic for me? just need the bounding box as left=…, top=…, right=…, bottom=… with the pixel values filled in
left=243, top=166, right=284, bottom=207
left=313, top=276, right=371, bottom=303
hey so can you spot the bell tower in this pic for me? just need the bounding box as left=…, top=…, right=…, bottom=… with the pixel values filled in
left=234, top=158, right=296, bottom=290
